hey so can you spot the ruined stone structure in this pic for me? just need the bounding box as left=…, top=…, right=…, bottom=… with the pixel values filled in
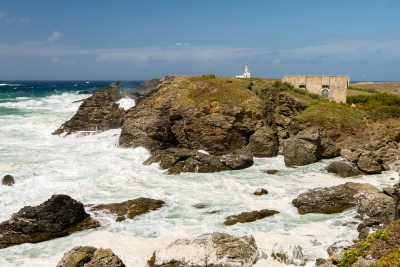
left=282, top=75, right=349, bottom=103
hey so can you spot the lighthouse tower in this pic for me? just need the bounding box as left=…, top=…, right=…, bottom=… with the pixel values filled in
left=236, top=63, right=251, bottom=78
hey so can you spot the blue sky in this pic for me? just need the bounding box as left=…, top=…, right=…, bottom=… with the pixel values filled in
left=1, top=0, right=400, bottom=81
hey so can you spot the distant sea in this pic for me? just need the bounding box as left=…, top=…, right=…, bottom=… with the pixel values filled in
left=0, top=80, right=397, bottom=266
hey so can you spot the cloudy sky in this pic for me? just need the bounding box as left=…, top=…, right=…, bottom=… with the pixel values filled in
left=1, top=0, right=400, bottom=81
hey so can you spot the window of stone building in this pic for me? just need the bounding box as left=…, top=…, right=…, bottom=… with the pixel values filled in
left=322, top=89, right=329, bottom=98
left=299, top=85, right=306, bottom=89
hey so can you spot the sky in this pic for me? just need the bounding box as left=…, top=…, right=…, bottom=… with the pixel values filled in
left=0, top=0, right=400, bottom=81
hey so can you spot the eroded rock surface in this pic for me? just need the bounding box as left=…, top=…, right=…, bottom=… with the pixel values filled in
left=56, top=246, right=126, bottom=267
left=271, top=243, right=306, bottom=266
left=89, top=197, right=165, bottom=222
left=0, top=194, right=99, bottom=249
left=53, top=82, right=125, bottom=135
left=224, top=209, right=279, bottom=226
left=148, top=232, right=259, bottom=267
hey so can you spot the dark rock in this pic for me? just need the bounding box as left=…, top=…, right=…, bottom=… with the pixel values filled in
left=245, top=126, right=278, bottom=157
left=56, top=246, right=126, bottom=267
left=357, top=151, right=382, bottom=174
left=2, top=175, right=15, bottom=186
left=53, top=81, right=125, bottom=135
left=283, top=129, right=338, bottom=167
left=254, top=188, right=268, bottom=195
left=133, top=78, right=164, bottom=105
left=0, top=194, right=99, bottom=249
left=144, top=148, right=252, bottom=174
left=193, top=204, right=207, bottom=209
left=78, top=90, right=92, bottom=95
left=224, top=209, right=279, bottom=226
left=148, top=232, right=259, bottom=267
left=89, top=197, right=165, bottom=222
left=265, top=169, right=278, bottom=174
left=325, top=160, right=364, bottom=178
left=315, top=258, right=328, bottom=266
left=327, top=240, right=352, bottom=264
left=293, top=182, right=397, bottom=233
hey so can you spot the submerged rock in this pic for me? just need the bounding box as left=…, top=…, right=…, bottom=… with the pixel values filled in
left=148, top=232, right=259, bottom=267
left=224, top=209, right=279, bottom=226
left=89, top=197, right=165, bottom=222
left=2, top=174, right=15, bottom=186
left=56, top=246, right=126, bottom=267
left=254, top=188, right=268, bottom=196
left=0, top=194, right=99, bottom=249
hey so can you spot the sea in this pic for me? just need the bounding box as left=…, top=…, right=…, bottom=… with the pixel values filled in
left=0, top=80, right=398, bottom=267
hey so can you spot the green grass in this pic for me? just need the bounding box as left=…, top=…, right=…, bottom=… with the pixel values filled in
left=348, top=86, right=380, bottom=94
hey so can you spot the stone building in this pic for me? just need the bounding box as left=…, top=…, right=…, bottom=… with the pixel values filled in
left=282, top=75, right=349, bottom=103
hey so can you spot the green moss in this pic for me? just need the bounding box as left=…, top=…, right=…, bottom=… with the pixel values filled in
left=370, top=248, right=400, bottom=267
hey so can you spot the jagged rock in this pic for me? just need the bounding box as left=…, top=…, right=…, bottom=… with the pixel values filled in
left=0, top=194, right=99, bottom=249
left=254, top=188, right=268, bottom=196
left=282, top=128, right=338, bottom=167
left=325, top=160, right=365, bottom=178
left=357, top=151, right=382, bottom=174
left=271, top=243, right=306, bottom=266
left=224, top=209, right=279, bottom=226
left=89, top=197, right=165, bottom=222
left=53, top=82, right=125, bottom=135
left=293, top=182, right=397, bottom=235
left=144, top=148, right=253, bottom=174
left=383, top=187, right=396, bottom=198
left=2, top=174, right=14, bottom=186
left=56, top=246, right=126, bottom=267
left=245, top=126, right=278, bottom=157
left=148, top=232, right=259, bottom=267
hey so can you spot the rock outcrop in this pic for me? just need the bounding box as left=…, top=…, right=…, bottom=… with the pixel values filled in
left=53, top=81, right=125, bottom=135
left=56, top=246, right=126, bottom=267
left=0, top=194, right=99, bottom=249
left=119, top=76, right=274, bottom=173
left=148, top=232, right=259, bottom=267
left=89, top=197, right=165, bottom=222
left=224, top=209, right=279, bottom=226
left=292, top=182, right=398, bottom=237
left=2, top=174, right=14, bottom=186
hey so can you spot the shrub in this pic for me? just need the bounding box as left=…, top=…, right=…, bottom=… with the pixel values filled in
left=202, top=73, right=216, bottom=79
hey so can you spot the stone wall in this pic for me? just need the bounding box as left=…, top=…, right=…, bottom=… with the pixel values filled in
left=282, top=76, right=349, bottom=103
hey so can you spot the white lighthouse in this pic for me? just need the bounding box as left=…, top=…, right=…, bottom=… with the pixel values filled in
left=236, top=63, right=251, bottom=78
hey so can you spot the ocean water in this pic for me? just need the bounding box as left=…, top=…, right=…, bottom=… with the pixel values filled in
left=0, top=81, right=397, bottom=267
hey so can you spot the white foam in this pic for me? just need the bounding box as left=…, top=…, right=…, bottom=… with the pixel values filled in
left=117, top=97, right=136, bottom=110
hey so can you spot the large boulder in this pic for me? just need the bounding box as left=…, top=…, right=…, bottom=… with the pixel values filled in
left=282, top=128, right=338, bottom=167
left=292, top=182, right=397, bottom=232
left=89, top=197, right=165, bottom=222
left=0, top=195, right=99, bottom=249
left=245, top=126, right=279, bottom=157
left=53, top=82, right=125, bottom=135
left=56, top=246, right=126, bottom=267
left=148, top=232, right=259, bottom=267
left=325, top=160, right=365, bottom=178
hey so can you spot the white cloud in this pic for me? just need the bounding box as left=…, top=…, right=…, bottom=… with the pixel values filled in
left=52, top=57, right=60, bottom=63
left=47, top=31, right=65, bottom=42
left=176, top=43, right=182, bottom=46
left=0, top=10, right=31, bottom=27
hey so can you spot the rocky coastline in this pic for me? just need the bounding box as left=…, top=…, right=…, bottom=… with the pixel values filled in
left=3, top=77, right=400, bottom=266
